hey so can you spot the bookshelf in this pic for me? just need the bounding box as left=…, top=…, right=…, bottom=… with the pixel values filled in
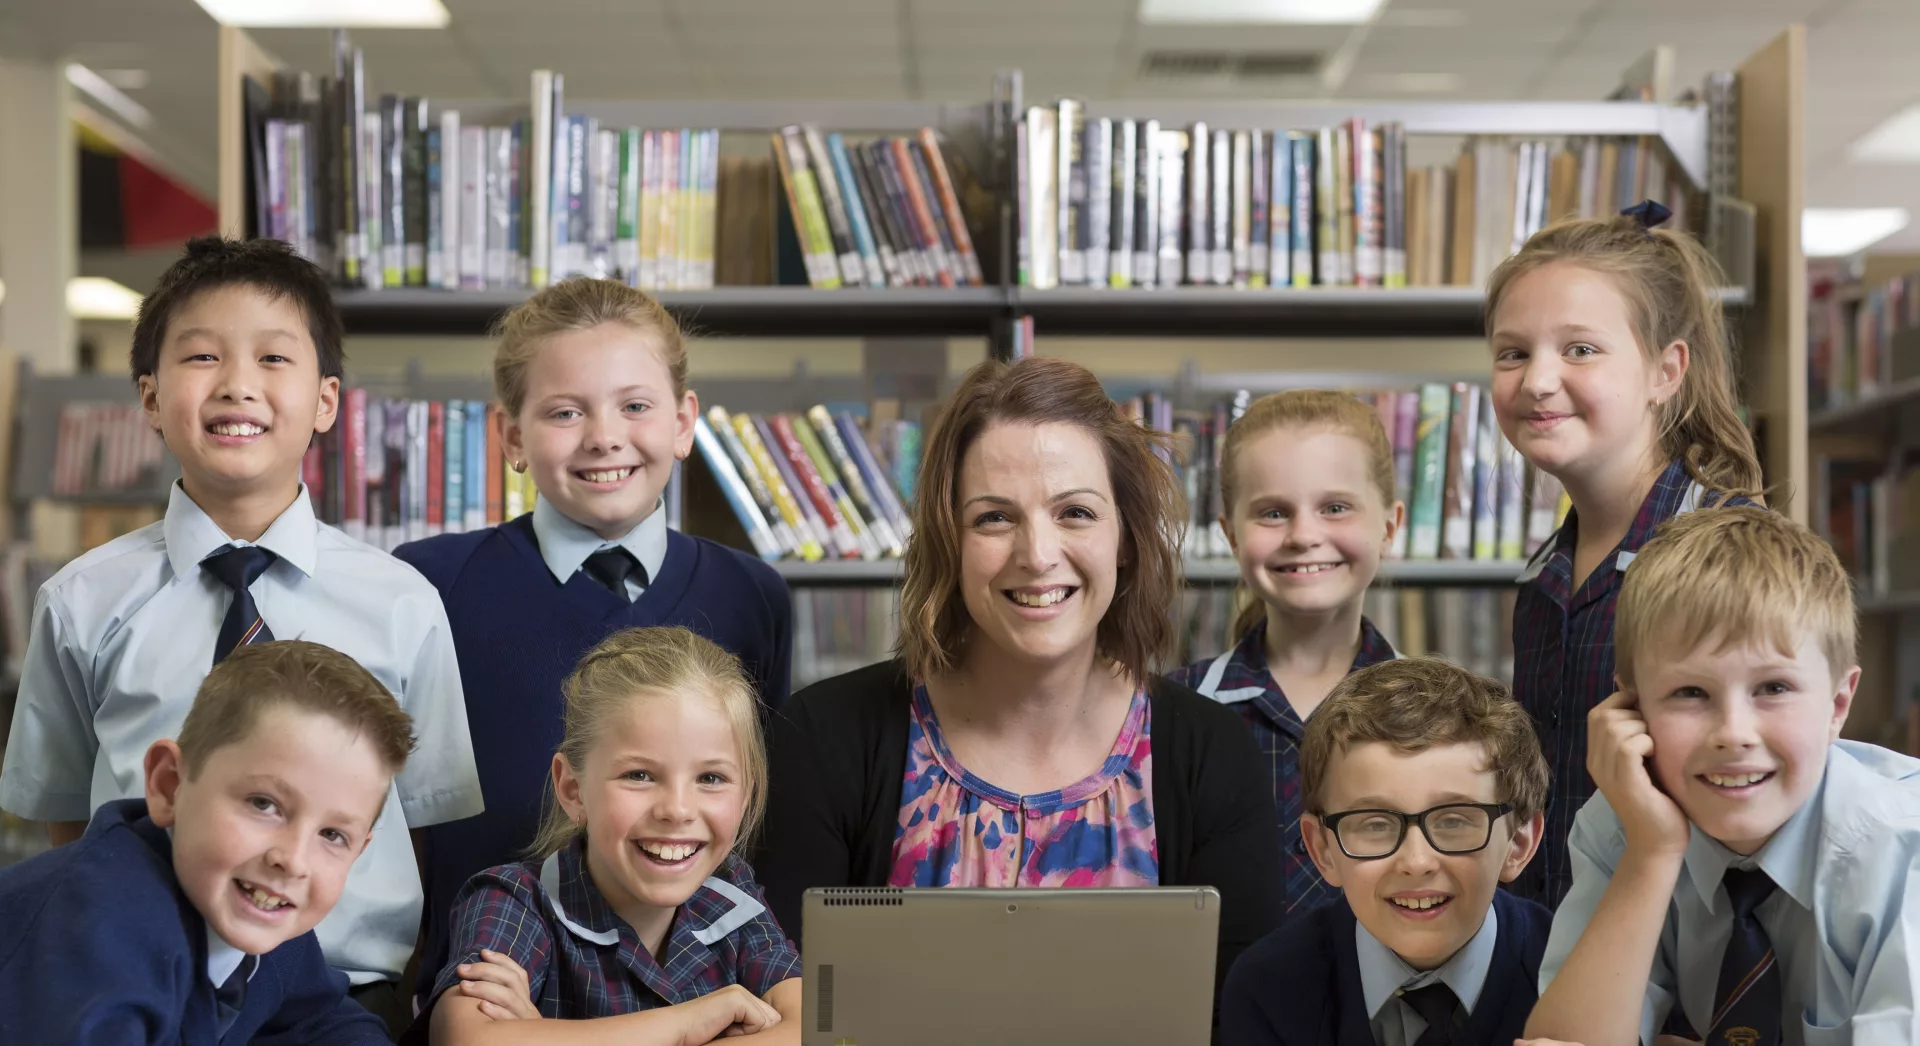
left=207, top=26, right=1812, bottom=669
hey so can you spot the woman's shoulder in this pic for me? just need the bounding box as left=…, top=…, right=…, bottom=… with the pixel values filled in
left=787, top=659, right=913, bottom=719
left=1146, top=672, right=1249, bottom=739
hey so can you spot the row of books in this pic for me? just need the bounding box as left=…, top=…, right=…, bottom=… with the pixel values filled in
left=50, top=404, right=168, bottom=497
left=1817, top=452, right=1920, bottom=598
left=1126, top=383, right=1563, bottom=566
left=692, top=406, right=924, bottom=562
left=251, top=37, right=726, bottom=291
left=772, top=126, right=986, bottom=289
left=1016, top=102, right=1694, bottom=292
left=1809, top=264, right=1920, bottom=411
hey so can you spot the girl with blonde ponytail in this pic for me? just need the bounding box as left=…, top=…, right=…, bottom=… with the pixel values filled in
left=1166, top=388, right=1404, bottom=915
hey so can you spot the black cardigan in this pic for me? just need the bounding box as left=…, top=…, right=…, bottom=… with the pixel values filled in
left=755, top=658, right=1283, bottom=997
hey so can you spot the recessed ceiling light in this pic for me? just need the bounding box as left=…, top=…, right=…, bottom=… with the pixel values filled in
left=68, top=278, right=144, bottom=321
left=66, top=64, right=152, bottom=129
left=190, top=0, right=450, bottom=28
left=1802, top=208, right=1910, bottom=257
left=1850, top=103, right=1920, bottom=164
left=1140, top=0, right=1387, bottom=25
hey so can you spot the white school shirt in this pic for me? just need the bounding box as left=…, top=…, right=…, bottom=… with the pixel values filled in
left=529, top=497, right=669, bottom=602
left=1540, top=741, right=1920, bottom=1045
left=0, top=482, right=484, bottom=985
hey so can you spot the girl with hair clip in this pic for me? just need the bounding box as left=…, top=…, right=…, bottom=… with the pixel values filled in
left=397, top=278, right=792, bottom=999
left=756, top=355, right=1282, bottom=1006
left=1487, top=201, right=1764, bottom=907
left=1167, top=389, right=1403, bottom=917
left=425, top=626, right=801, bottom=1044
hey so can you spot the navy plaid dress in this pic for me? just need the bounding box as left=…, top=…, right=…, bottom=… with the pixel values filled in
left=427, top=837, right=801, bottom=1020
left=1509, top=458, right=1755, bottom=907
left=1168, top=618, right=1398, bottom=915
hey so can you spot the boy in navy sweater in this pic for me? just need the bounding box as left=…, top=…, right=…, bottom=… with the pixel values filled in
left=0, top=640, right=413, bottom=1045
left=1221, top=657, right=1552, bottom=1046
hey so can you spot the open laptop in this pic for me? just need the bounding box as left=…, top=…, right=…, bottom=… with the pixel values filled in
left=800, top=886, right=1219, bottom=1046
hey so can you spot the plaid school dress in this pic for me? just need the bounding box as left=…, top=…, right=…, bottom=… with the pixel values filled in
left=1509, top=458, right=1756, bottom=906
left=428, top=837, right=800, bottom=1020
left=1168, top=618, right=1399, bottom=915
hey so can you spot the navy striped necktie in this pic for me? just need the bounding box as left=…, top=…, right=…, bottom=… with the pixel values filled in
left=1709, top=867, right=1781, bottom=1046
left=202, top=545, right=277, bottom=665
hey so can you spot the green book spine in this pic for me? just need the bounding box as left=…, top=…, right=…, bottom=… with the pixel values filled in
left=1408, top=382, right=1452, bottom=559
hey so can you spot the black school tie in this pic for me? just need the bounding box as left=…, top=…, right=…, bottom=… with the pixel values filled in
left=1401, top=982, right=1462, bottom=1046
left=1709, top=867, right=1782, bottom=1046
left=213, top=955, right=255, bottom=1041
left=202, top=545, right=277, bottom=665
left=583, top=546, right=645, bottom=599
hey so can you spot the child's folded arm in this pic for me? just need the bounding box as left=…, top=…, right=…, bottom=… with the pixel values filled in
left=430, top=984, right=785, bottom=1046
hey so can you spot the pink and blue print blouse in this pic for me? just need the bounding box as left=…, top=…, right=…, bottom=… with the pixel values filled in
left=888, top=683, right=1159, bottom=888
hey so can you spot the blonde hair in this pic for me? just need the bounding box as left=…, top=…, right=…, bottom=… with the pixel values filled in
left=492, top=277, right=688, bottom=418
left=1218, top=390, right=1397, bottom=638
left=1615, top=506, right=1856, bottom=690
left=1301, top=657, right=1548, bottom=824
left=1485, top=214, right=1763, bottom=501
left=527, top=627, right=768, bottom=861
left=897, top=357, right=1185, bottom=684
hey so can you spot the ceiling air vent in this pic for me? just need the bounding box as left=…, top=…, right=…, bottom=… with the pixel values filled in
left=1235, top=51, right=1321, bottom=78
left=1140, top=50, right=1321, bottom=79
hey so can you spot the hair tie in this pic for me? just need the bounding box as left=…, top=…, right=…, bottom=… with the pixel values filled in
left=1621, top=199, right=1672, bottom=236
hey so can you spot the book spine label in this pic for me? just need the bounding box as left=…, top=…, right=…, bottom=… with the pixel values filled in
left=1409, top=383, right=1451, bottom=559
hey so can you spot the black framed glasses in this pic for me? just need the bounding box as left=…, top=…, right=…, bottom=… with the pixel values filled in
left=1318, top=802, right=1515, bottom=860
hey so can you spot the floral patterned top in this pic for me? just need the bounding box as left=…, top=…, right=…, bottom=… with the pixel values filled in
left=887, top=683, right=1158, bottom=888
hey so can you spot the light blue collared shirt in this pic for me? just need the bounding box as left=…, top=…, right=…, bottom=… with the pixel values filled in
left=1542, top=741, right=1920, bottom=1045
left=530, top=498, right=669, bottom=602
left=206, top=926, right=252, bottom=989
left=0, top=482, right=484, bottom=984
left=1358, top=900, right=1500, bottom=1046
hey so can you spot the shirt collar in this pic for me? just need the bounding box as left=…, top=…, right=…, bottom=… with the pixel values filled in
left=1357, top=899, right=1501, bottom=1020
left=1518, top=459, right=1701, bottom=583
left=1682, top=747, right=1828, bottom=913
left=163, top=481, right=320, bottom=581
left=1203, top=617, right=1398, bottom=707
left=538, top=837, right=767, bottom=950
left=530, top=497, right=669, bottom=589
left=205, top=926, right=255, bottom=988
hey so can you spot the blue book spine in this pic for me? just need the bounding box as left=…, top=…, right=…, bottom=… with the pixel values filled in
left=466, top=400, right=487, bottom=531
left=826, top=133, right=883, bottom=288
left=445, top=399, right=466, bottom=534
left=507, top=120, right=524, bottom=288
left=1268, top=133, right=1289, bottom=287
left=1289, top=132, right=1314, bottom=286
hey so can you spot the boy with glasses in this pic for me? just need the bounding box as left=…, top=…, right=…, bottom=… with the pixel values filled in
left=1221, top=657, right=1551, bottom=1046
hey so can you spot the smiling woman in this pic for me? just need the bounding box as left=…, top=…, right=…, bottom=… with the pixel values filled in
left=756, top=356, right=1283, bottom=1010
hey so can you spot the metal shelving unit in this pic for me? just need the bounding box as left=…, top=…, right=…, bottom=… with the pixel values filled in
left=1808, top=376, right=1920, bottom=436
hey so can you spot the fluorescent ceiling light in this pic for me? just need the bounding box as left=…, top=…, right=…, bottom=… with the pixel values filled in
left=191, top=0, right=450, bottom=28
left=66, top=64, right=151, bottom=129
left=1850, top=103, right=1920, bottom=163
left=1140, top=0, right=1387, bottom=24
left=1803, top=208, right=1910, bottom=257
left=67, top=278, right=144, bottom=321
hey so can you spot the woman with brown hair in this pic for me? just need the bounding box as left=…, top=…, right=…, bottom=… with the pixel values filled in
left=756, top=356, right=1281, bottom=993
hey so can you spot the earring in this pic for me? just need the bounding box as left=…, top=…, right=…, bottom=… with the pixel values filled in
left=511, top=460, right=526, bottom=473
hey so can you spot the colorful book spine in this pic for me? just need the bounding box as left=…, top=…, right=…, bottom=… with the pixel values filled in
left=638, top=129, right=661, bottom=290
left=1248, top=128, right=1268, bottom=288
left=465, top=400, right=486, bottom=532
left=1408, top=383, right=1451, bottom=559
left=891, top=139, right=955, bottom=287
left=772, top=127, right=841, bottom=289
left=1156, top=128, right=1186, bottom=289
left=445, top=400, right=466, bottom=535
left=1495, top=435, right=1526, bottom=561
left=800, top=125, right=865, bottom=287
left=835, top=411, right=912, bottom=544
left=916, top=129, right=983, bottom=286
left=1470, top=401, right=1498, bottom=560
left=1289, top=132, right=1313, bottom=286
left=825, top=133, right=885, bottom=289
left=790, top=413, right=881, bottom=560
left=766, top=413, right=856, bottom=559
left=692, top=417, right=781, bottom=560
left=707, top=407, right=801, bottom=558
left=1390, top=388, right=1418, bottom=558
left=808, top=405, right=902, bottom=557
left=426, top=400, right=446, bottom=539
left=484, top=405, right=503, bottom=526
left=735, top=411, right=829, bottom=559
left=1440, top=383, right=1479, bottom=560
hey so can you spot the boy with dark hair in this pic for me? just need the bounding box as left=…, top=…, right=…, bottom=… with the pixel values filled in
left=0, top=236, right=482, bottom=1030
left=1526, top=507, right=1920, bottom=1045
left=0, top=641, right=412, bottom=1044
left=1222, top=657, right=1553, bottom=1046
